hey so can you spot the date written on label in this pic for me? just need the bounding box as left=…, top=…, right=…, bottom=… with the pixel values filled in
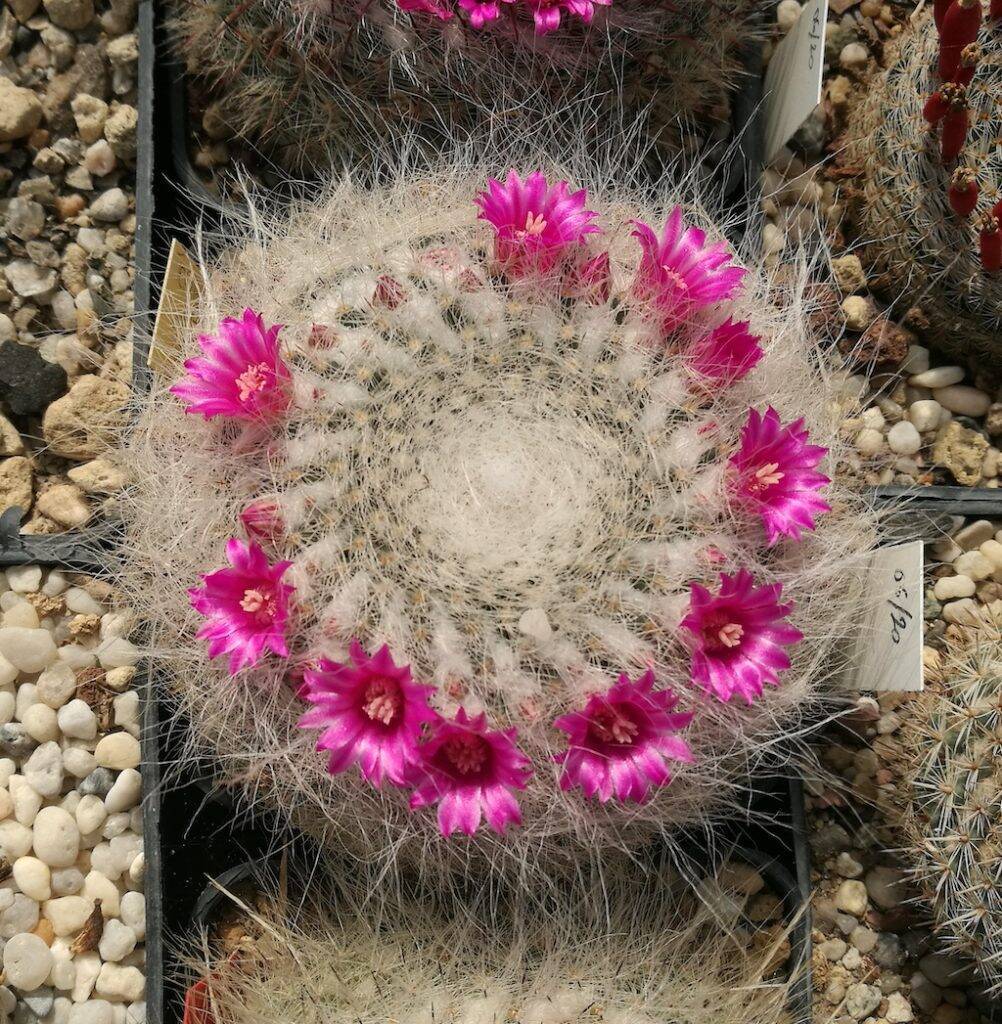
left=847, top=541, right=924, bottom=693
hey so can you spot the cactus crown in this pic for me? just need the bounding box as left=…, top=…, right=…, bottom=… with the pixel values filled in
left=900, top=626, right=1002, bottom=994
left=846, top=7, right=1001, bottom=361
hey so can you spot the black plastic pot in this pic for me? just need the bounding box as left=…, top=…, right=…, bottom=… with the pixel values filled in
left=872, top=485, right=1002, bottom=518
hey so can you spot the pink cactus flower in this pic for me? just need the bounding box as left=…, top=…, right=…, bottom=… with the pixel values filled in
left=475, top=170, right=600, bottom=278
left=239, top=499, right=284, bottom=545
left=297, top=641, right=438, bottom=788
left=409, top=709, right=531, bottom=836
left=458, top=0, right=501, bottom=26
left=730, top=407, right=831, bottom=546
left=397, top=0, right=453, bottom=18
left=553, top=670, right=694, bottom=804
left=563, top=250, right=612, bottom=304
left=522, top=0, right=607, bottom=31
left=631, top=209, right=745, bottom=331
left=170, top=309, right=291, bottom=421
left=686, top=318, right=763, bottom=388
left=680, top=569, right=803, bottom=704
left=188, top=538, right=294, bottom=675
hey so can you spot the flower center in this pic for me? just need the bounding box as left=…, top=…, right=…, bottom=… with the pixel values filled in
left=751, top=462, right=784, bottom=491
left=362, top=678, right=402, bottom=725
left=235, top=362, right=271, bottom=403
left=517, top=211, right=548, bottom=238
left=660, top=266, right=689, bottom=293
left=703, top=617, right=744, bottom=651
left=240, top=587, right=276, bottom=623
left=443, top=732, right=489, bottom=775
left=589, top=705, right=639, bottom=745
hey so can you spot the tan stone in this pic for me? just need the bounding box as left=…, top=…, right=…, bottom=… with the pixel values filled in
left=0, top=456, right=33, bottom=513
left=41, top=375, right=129, bottom=459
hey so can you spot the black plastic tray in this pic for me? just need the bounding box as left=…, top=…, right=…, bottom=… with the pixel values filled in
left=872, top=485, right=1002, bottom=518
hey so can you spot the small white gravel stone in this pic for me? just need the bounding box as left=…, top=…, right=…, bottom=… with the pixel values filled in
left=0, top=819, right=35, bottom=859
left=0, top=628, right=57, bottom=673
left=76, top=794, right=107, bottom=835
left=36, top=664, right=77, bottom=709
left=955, top=520, right=995, bottom=550
left=49, top=868, right=83, bottom=897
left=82, top=870, right=120, bottom=917
left=98, top=920, right=137, bottom=963
left=49, top=944, right=75, bottom=990
left=23, top=742, right=63, bottom=797
left=72, top=953, right=102, bottom=1001
left=954, top=551, right=994, bottom=581
left=933, top=575, right=976, bottom=601
left=4, top=932, right=53, bottom=991
left=119, top=892, right=144, bottom=940
left=57, top=700, right=98, bottom=740
left=63, top=589, right=104, bottom=617
left=10, top=774, right=42, bottom=823
left=104, top=769, right=141, bottom=813
left=112, top=692, right=139, bottom=737
left=0, top=658, right=16, bottom=690
left=933, top=384, right=991, bottom=418
left=855, top=428, right=884, bottom=456
left=94, top=734, right=140, bottom=771
left=127, top=853, right=143, bottom=886
left=13, top=856, right=51, bottom=901
left=909, top=366, right=964, bottom=388
left=44, top=895, right=93, bottom=936
left=942, top=598, right=980, bottom=625
left=95, top=964, right=145, bottom=1002
left=96, top=638, right=138, bottom=671
left=835, top=880, right=868, bottom=917
left=887, top=420, right=921, bottom=456
left=0, top=892, right=39, bottom=936
left=22, top=702, right=59, bottom=743
left=6, top=567, right=42, bottom=593
left=70, top=1001, right=114, bottom=1024
left=63, top=746, right=98, bottom=779
left=33, top=806, right=81, bottom=867
left=0, top=787, right=12, bottom=820
left=861, top=406, right=885, bottom=430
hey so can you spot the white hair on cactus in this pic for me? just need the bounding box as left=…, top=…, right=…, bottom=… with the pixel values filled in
left=116, top=127, right=878, bottom=887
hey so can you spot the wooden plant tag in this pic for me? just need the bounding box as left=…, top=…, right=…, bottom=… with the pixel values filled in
left=149, top=238, right=202, bottom=377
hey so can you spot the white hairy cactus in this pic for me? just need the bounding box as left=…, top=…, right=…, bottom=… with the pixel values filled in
left=117, top=136, right=877, bottom=886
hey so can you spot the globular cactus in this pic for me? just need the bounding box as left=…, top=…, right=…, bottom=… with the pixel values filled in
left=897, top=626, right=1002, bottom=995
left=185, top=860, right=796, bottom=1024
left=118, top=140, right=877, bottom=886
left=844, top=5, right=1001, bottom=362
left=171, top=0, right=758, bottom=176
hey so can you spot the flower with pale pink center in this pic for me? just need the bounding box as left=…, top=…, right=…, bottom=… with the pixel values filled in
left=188, top=538, right=294, bottom=675
left=631, top=208, right=745, bottom=332
left=521, top=0, right=608, bottom=32
left=553, top=670, right=694, bottom=804
left=680, top=569, right=803, bottom=704
left=475, top=171, right=600, bottom=278
left=170, top=309, right=291, bottom=421
left=730, top=407, right=830, bottom=546
left=685, top=318, right=763, bottom=388
left=239, top=499, right=284, bottom=545
left=297, top=641, right=438, bottom=788
left=409, top=708, right=531, bottom=836
left=396, top=0, right=453, bottom=18
left=458, top=0, right=501, bottom=26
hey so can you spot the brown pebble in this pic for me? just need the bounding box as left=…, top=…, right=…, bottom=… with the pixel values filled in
left=55, top=194, right=86, bottom=220
left=33, top=918, right=55, bottom=945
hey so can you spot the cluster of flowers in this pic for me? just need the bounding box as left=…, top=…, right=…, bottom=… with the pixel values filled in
left=922, top=0, right=1001, bottom=271
left=396, top=0, right=608, bottom=36
left=172, top=171, right=831, bottom=838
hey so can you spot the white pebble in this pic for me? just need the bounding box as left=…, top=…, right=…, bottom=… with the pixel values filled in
left=776, top=0, right=801, bottom=30
left=14, top=683, right=37, bottom=721
left=112, top=692, right=139, bottom=737
left=125, top=1002, right=144, bottom=1024
left=887, top=420, right=921, bottom=456
left=94, top=733, right=140, bottom=771
left=48, top=943, right=75, bottom=990
left=101, top=813, right=130, bottom=839
left=860, top=406, right=885, bottom=430
left=0, top=820, right=34, bottom=859
left=933, top=385, right=991, bottom=418
left=942, top=598, right=980, bottom=625
left=954, top=551, right=994, bottom=581
left=43, top=895, right=92, bottom=936
left=98, top=920, right=137, bottom=963
left=71, top=953, right=101, bottom=1002
left=909, top=366, right=964, bottom=388
left=933, top=575, right=976, bottom=601
left=75, top=795, right=107, bottom=835
left=979, top=539, right=1002, bottom=571
left=0, top=893, right=38, bottom=936
left=70, top=1001, right=114, bottom=1024
left=109, top=833, right=142, bottom=875
left=82, top=870, right=119, bottom=917
left=95, top=963, right=145, bottom=1003
left=119, top=892, right=144, bottom=940
left=3, top=601, right=38, bottom=629
left=42, top=572, right=68, bottom=597
left=9, top=775, right=42, bottom=825
left=23, top=742, right=63, bottom=797
left=36, top=664, right=77, bottom=709
left=855, top=427, right=884, bottom=456
left=899, top=344, right=929, bottom=375
left=95, top=639, right=138, bottom=671
left=63, top=589, right=104, bottom=617
left=908, top=400, right=943, bottom=433
left=0, top=788, right=11, bottom=820
left=22, top=703, right=59, bottom=743
left=55, top=645, right=94, bottom=671
left=57, top=700, right=97, bottom=740
left=127, top=853, right=143, bottom=886
left=49, top=868, right=83, bottom=897
left=0, top=692, right=14, bottom=725
left=6, top=567, right=42, bottom=594
left=3, top=932, right=53, bottom=991
left=32, top=806, right=80, bottom=867
left=0, top=656, right=15, bottom=689
left=13, top=856, right=51, bottom=901
left=0, top=628, right=57, bottom=673
left=104, top=769, right=141, bottom=814
left=63, top=746, right=97, bottom=779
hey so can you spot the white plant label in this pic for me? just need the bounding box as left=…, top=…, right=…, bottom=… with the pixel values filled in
left=763, top=0, right=829, bottom=163
left=848, top=541, right=925, bottom=693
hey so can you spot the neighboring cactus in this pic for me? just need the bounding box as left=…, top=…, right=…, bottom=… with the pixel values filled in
left=897, top=626, right=1002, bottom=995
left=118, top=142, right=877, bottom=884
left=844, top=5, right=1001, bottom=362
left=185, top=860, right=795, bottom=1024
left=171, top=0, right=757, bottom=176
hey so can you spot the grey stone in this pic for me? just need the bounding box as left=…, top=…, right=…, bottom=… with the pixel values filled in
left=0, top=341, right=68, bottom=416
left=5, top=199, right=45, bottom=241
left=844, top=983, right=881, bottom=1020
left=0, top=724, right=36, bottom=760
left=4, top=261, right=57, bottom=299
left=78, top=767, right=115, bottom=797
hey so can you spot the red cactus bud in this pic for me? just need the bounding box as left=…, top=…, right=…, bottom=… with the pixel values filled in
left=948, top=168, right=979, bottom=217
left=939, top=0, right=982, bottom=80
left=923, top=91, right=948, bottom=122
left=373, top=274, right=407, bottom=309
left=953, top=42, right=981, bottom=85
left=940, top=89, right=969, bottom=162
left=992, top=0, right=1002, bottom=18
left=935, top=0, right=955, bottom=31
left=979, top=214, right=1001, bottom=272
left=925, top=82, right=966, bottom=123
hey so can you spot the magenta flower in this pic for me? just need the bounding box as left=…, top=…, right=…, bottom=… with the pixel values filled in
left=553, top=670, right=694, bottom=804
left=397, top=0, right=453, bottom=18
left=458, top=0, right=500, bottom=26
left=170, top=309, right=291, bottom=421
left=475, top=170, right=600, bottom=278
left=297, top=641, right=438, bottom=788
left=686, top=318, right=763, bottom=388
left=563, top=250, right=612, bottom=304
left=730, top=407, right=831, bottom=546
left=239, top=499, right=284, bottom=545
left=631, top=209, right=745, bottom=331
left=188, top=538, right=294, bottom=675
left=680, top=570, right=803, bottom=704
left=409, top=709, right=531, bottom=836
left=521, top=0, right=608, bottom=32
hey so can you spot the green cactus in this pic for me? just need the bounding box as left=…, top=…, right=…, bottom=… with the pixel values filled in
left=844, top=6, right=1001, bottom=362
